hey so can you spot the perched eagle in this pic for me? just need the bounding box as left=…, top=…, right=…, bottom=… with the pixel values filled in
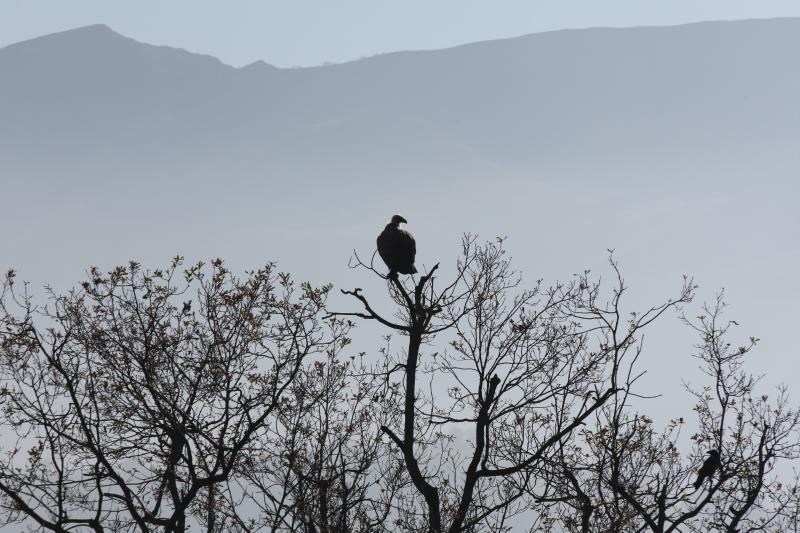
left=693, top=449, right=720, bottom=489
left=377, top=215, right=417, bottom=278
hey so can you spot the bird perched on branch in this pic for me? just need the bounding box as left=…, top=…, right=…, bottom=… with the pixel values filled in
left=487, top=374, right=501, bottom=402
left=377, top=215, right=417, bottom=279
left=693, top=449, right=720, bottom=490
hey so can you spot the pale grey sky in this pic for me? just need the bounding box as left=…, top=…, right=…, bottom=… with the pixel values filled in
left=3, top=0, right=800, bottom=67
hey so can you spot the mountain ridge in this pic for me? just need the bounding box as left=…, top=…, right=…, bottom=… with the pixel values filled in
left=1, top=23, right=231, bottom=67
left=4, top=16, right=800, bottom=71
left=1, top=16, right=799, bottom=183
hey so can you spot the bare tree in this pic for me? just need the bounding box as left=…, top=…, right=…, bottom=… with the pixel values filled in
left=0, top=258, right=338, bottom=532
left=543, top=294, right=800, bottom=533
left=335, top=236, right=693, bottom=533
left=2, top=240, right=795, bottom=533
left=224, top=342, right=410, bottom=533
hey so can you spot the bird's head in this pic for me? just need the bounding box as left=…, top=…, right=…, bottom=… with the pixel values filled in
left=390, top=214, right=408, bottom=226
left=708, top=449, right=720, bottom=457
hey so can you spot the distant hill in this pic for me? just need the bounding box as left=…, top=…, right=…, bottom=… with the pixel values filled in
left=2, top=19, right=799, bottom=186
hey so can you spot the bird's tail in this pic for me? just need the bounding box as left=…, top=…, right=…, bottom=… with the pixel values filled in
left=693, top=475, right=703, bottom=490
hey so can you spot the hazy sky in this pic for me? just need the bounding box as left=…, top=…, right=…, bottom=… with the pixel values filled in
left=3, top=0, right=800, bottom=67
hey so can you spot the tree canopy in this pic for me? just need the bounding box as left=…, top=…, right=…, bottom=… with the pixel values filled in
left=1, top=238, right=798, bottom=532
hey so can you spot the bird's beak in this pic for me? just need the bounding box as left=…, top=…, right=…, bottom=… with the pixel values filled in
left=399, top=217, right=408, bottom=224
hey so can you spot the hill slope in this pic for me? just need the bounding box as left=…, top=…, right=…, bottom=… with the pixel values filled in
left=2, top=19, right=799, bottom=182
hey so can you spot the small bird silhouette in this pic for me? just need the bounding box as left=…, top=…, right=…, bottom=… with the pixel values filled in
left=693, top=449, right=720, bottom=490
left=487, top=374, right=501, bottom=403
left=377, top=215, right=417, bottom=279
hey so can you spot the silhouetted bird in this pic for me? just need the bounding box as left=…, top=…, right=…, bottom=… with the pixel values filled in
left=487, top=374, right=501, bottom=403
left=693, top=449, right=720, bottom=489
left=377, top=215, right=417, bottom=279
